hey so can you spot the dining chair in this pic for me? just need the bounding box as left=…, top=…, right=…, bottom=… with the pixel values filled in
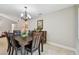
left=5, top=32, right=12, bottom=55
left=10, top=32, right=22, bottom=55
left=25, top=31, right=42, bottom=55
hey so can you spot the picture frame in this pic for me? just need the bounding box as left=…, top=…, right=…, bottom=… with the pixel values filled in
left=37, top=20, right=43, bottom=30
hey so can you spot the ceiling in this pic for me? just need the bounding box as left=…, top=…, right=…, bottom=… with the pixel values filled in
left=0, top=4, right=74, bottom=19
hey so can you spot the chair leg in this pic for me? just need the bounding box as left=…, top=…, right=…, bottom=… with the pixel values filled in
left=38, top=47, right=40, bottom=55
left=7, top=45, right=9, bottom=52
left=41, top=40, right=43, bottom=52
left=8, top=47, right=11, bottom=55
left=31, top=50, right=32, bottom=55
left=7, top=47, right=10, bottom=52
left=31, top=52, right=32, bottom=55
left=11, top=47, right=14, bottom=55
left=21, top=48, right=22, bottom=55
left=15, top=49, right=17, bottom=55
left=27, top=51, right=28, bottom=55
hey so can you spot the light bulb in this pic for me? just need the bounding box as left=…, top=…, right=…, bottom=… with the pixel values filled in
left=21, top=13, right=24, bottom=17
left=27, top=14, right=31, bottom=19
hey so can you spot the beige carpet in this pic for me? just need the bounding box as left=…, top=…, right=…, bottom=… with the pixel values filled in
left=0, top=37, right=8, bottom=55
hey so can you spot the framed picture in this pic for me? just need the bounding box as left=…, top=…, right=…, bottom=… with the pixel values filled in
left=37, top=20, right=43, bottom=30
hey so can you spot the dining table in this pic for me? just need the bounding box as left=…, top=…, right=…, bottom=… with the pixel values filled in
left=13, top=30, right=44, bottom=55
left=15, top=36, right=32, bottom=55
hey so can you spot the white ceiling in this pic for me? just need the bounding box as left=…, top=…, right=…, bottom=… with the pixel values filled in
left=0, top=4, right=74, bottom=19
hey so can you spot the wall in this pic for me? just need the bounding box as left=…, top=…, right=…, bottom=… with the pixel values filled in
left=30, top=6, right=76, bottom=49
left=0, top=16, right=16, bottom=35
left=78, top=8, right=79, bottom=39
left=76, top=5, right=79, bottom=54
left=44, top=6, right=76, bottom=48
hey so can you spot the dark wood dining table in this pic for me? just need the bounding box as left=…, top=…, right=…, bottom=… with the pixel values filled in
left=7, top=31, right=44, bottom=55
left=14, top=31, right=44, bottom=55
left=15, top=36, right=32, bottom=54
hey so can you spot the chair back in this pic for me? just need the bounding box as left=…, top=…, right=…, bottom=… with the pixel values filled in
left=32, top=32, right=42, bottom=49
left=13, top=30, right=21, bottom=36
left=4, top=32, right=11, bottom=47
left=8, top=33, right=17, bottom=48
left=5, top=32, right=20, bottom=49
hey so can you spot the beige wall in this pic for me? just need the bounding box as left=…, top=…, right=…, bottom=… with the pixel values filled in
left=76, top=7, right=79, bottom=54
left=30, top=6, right=76, bottom=48
left=0, top=16, right=16, bottom=35
left=44, top=6, right=76, bottom=48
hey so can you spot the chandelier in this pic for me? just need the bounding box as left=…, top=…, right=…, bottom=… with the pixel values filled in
left=21, top=6, right=31, bottom=21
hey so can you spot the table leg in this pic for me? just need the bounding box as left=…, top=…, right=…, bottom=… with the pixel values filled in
left=41, top=40, right=43, bottom=52
left=21, top=46, right=25, bottom=55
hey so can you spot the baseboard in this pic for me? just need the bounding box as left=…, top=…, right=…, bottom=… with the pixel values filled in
left=47, top=41, right=76, bottom=52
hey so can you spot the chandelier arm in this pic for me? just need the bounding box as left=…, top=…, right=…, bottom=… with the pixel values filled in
left=21, top=6, right=31, bottom=21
